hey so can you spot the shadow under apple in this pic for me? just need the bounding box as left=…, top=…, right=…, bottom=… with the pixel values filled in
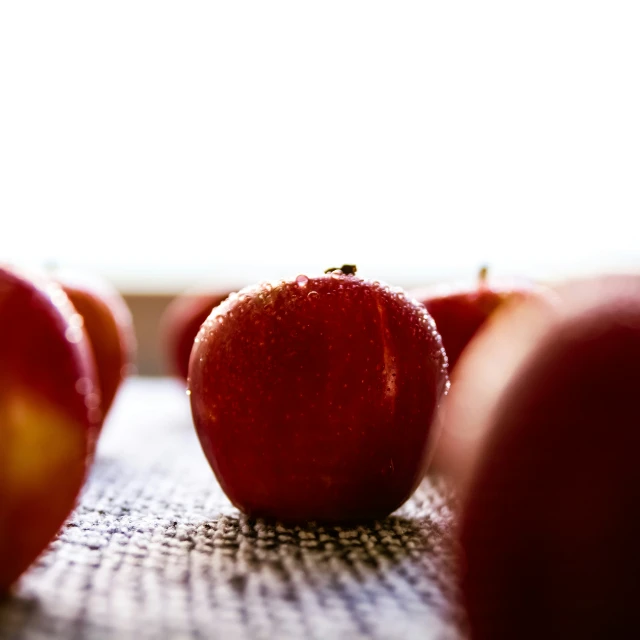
left=0, top=457, right=464, bottom=639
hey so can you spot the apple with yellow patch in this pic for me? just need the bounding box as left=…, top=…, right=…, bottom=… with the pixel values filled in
left=0, top=265, right=100, bottom=592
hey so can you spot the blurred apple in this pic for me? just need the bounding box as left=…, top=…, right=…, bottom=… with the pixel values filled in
left=0, top=265, right=100, bottom=592
left=443, top=275, right=640, bottom=638
left=160, top=290, right=234, bottom=381
left=55, top=270, right=136, bottom=419
left=411, top=267, right=540, bottom=372
left=432, top=287, right=560, bottom=479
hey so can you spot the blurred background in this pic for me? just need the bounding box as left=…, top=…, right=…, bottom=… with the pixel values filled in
left=1, top=2, right=639, bottom=372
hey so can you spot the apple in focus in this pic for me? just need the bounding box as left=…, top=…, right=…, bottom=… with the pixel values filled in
left=0, top=265, right=100, bottom=592
left=188, top=266, right=449, bottom=523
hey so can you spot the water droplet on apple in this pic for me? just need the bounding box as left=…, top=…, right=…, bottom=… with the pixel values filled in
left=75, top=377, right=93, bottom=395
left=296, top=275, right=309, bottom=287
left=307, top=291, right=319, bottom=300
left=84, top=392, right=101, bottom=410
left=69, top=313, right=84, bottom=328
left=65, top=326, right=83, bottom=344
left=50, top=288, right=67, bottom=308
left=186, top=389, right=192, bottom=396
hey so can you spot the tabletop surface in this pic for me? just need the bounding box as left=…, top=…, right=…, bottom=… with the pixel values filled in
left=0, top=378, right=464, bottom=640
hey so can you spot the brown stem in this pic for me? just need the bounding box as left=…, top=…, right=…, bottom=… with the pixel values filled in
left=324, top=264, right=357, bottom=276
left=478, top=265, right=489, bottom=287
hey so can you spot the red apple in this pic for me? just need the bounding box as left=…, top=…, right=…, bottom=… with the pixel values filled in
left=189, top=266, right=449, bottom=523
left=411, top=267, right=540, bottom=372
left=444, top=275, right=640, bottom=638
left=54, top=270, right=136, bottom=420
left=432, top=286, right=560, bottom=478
left=0, top=265, right=100, bottom=592
left=160, top=290, right=234, bottom=381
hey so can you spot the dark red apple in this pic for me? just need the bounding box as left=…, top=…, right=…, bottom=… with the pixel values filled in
left=189, top=266, right=449, bottom=523
left=160, top=289, right=234, bottom=381
left=0, top=265, right=100, bottom=592
left=411, top=267, right=540, bottom=372
left=444, top=275, right=640, bottom=638
left=55, top=270, right=136, bottom=419
left=432, top=287, right=560, bottom=478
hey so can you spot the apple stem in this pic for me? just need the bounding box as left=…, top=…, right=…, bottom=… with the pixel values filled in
left=324, top=264, right=357, bottom=276
left=479, top=265, right=489, bottom=287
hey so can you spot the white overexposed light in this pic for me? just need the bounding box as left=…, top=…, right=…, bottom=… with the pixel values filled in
left=1, top=1, right=639, bottom=292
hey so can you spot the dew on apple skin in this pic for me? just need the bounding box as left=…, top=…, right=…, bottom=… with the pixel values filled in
left=69, top=313, right=84, bottom=329
left=84, top=392, right=101, bottom=410
left=307, top=291, right=319, bottom=300
left=65, top=326, right=83, bottom=344
left=296, top=275, right=309, bottom=287
left=75, top=376, right=93, bottom=395
left=49, top=287, right=68, bottom=308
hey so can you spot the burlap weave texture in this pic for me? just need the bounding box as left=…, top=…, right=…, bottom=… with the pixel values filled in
left=0, top=379, right=464, bottom=640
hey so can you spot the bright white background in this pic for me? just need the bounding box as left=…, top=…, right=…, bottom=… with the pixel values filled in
left=1, top=2, right=639, bottom=292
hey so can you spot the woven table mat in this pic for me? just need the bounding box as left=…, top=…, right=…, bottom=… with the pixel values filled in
left=0, top=378, right=465, bottom=640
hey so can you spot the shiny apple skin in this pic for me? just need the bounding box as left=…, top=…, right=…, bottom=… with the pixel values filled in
left=413, top=283, right=535, bottom=372
left=161, top=291, right=233, bottom=381
left=59, top=273, right=136, bottom=418
left=189, top=274, right=449, bottom=523
left=455, top=275, right=640, bottom=639
left=0, top=265, right=100, bottom=592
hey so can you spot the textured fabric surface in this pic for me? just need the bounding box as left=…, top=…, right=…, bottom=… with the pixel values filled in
left=0, top=378, right=465, bottom=640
